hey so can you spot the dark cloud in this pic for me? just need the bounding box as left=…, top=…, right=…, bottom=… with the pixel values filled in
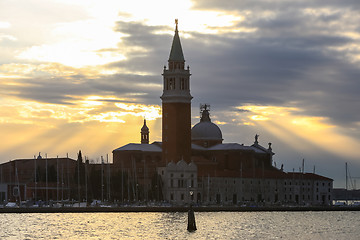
left=235, top=108, right=251, bottom=113
left=1, top=71, right=161, bottom=105
left=191, top=0, right=360, bottom=11
left=182, top=0, right=360, bottom=181
left=3, top=8, right=359, bottom=130
left=2, top=76, right=85, bottom=105
left=5, top=11, right=359, bottom=130
left=110, top=21, right=172, bottom=73
left=177, top=2, right=360, bottom=130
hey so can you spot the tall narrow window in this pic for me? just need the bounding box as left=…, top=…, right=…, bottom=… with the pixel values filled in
left=169, top=78, right=175, bottom=90
left=169, top=79, right=173, bottom=90
left=181, top=78, right=185, bottom=90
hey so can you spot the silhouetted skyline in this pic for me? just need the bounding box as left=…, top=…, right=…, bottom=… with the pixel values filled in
left=1, top=0, right=360, bottom=188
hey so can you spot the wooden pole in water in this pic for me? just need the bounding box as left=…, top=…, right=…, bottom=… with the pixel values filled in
left=187, top=204, right=197, bottom=231
left=187, top=191, right=197, bottom=231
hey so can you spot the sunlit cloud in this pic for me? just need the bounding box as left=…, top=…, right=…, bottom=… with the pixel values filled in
left=0, top=63, right=123, bottom=80
left=250, top=115, right=269, bottom=121
left=235, top=104, right=360, bottom=161
left=238, top=105, right=299, bottom=120
left=13, top=0, right=243, bottom=69
left=0, top=118, right=162, bottom=161
left=0, top=22, right=11, bottom=29
left=114, top=103, right=161, bottom=120
left=17, top=41, right=126, bottom=68
left=0, top=34, right=17, bottom=42
left=112, top=0, right=241, bottom=34
left=213, top=120, right=227, bottom=125
left=0, top=96, right=161, bottom=125
left=0, top=94, right=162, bottom=160
left=12, top=1, right=124, bottom=68
left=291, top=116, right=334, bottom=131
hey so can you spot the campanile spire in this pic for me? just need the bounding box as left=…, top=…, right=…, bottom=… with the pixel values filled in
left=161, top=20, right=192, bottom=163
left=169, top=19, right=185, bottom=64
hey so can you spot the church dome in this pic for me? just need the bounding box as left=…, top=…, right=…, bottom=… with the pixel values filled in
left=191, top=121, right=222, bottom=141
left=191, top=106, right=222, bottom=141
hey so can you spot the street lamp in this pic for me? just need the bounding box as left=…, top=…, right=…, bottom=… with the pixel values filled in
left=189, top=188, right=194, bottom=203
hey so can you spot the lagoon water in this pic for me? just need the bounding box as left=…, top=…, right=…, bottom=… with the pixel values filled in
left=1, top=211, right=359, bottom=239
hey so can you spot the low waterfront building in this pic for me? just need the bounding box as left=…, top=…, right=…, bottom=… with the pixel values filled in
left=0, top=154, right=77, bottom=203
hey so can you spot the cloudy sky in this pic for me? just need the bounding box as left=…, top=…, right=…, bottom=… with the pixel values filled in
left=1, top=0, right=359, bottom=187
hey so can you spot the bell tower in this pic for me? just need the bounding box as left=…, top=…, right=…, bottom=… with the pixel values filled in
left=161, top=19, right=192, bottom=163
left=141, top=119, right=149, bottom=144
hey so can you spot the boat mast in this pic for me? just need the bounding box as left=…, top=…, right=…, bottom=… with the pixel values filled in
left=133, top=156, right=138, bottom=201
left=77, top=152, right=80, bottom=207
left=127, top=163, right=130, bottom=202
left=346, top=162, right=348, bottom=205
left=57, top=156, right=59, bottom=203
left=67, top=153, right=70, bottom=201
left=207, top=174, right=210, bottom=203
left=240, top=162, right=243, bottom=202
left=34, top=155, right=37, bottom=202
left=61, top=160, right=64, bottom=204
left=144, top=157, right=147, bottom=202
left=85, top=156, right=88, bottom=205
left=107, top=154, right=110, bottom=202
left=101, top=156, right=104, bottom=203
left=121, top=160, right=124, bottom=203
left=15, top=162, right=21, bottom=203
left=131, top=155, right=136, bottom=201
left=46, top=153, right=48, bottom=204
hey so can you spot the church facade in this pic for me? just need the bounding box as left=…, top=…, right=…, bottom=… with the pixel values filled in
left=112, top=21, right=333, bottom=206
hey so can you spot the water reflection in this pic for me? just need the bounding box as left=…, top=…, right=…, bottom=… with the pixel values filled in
left=0, top=211, right=359, bottom=239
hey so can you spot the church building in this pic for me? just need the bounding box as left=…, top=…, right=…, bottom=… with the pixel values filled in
left=112, top=20, right=333, bottom=206
left=0, top=20, right=333, bottom=206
